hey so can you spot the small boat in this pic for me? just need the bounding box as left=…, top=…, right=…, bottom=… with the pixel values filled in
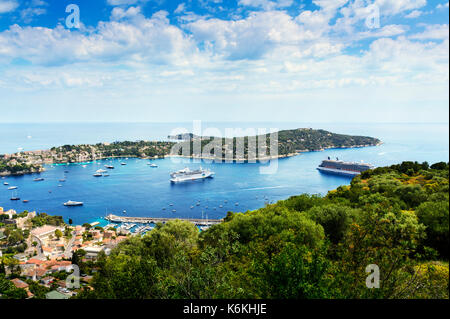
left=96, top=169, right=107, bottom=173
left=93, top=173, right=102, bottom=177
left=169, top=203, right=173, bottom=206
left=10, top=190, right=20, bottom=200
left=105, top=165, right=114, bottom=169
left=34, top=177, right=44, bottom=181
left=149, top=163, right=158, bottom=167
left=64, top=170, right=69, bottom=173
left=190, top=206, right=194, bottom=209
left=235, top=203, right=239, bottom=206
left=58, top=185, right=62, bottom=187
left=64, top=200, right=83, bottom=206
left=219, top=205, right=223, bottom=208
left=121, top=162, right=127, bottom=166
left=8, top=186, right=17, bottom=190
left=59, top=179, right=66, bottom=182
left=103, top=174, right=110, bottom=177
left=22, top=200, right=29, bottom=203
left=3, top=182, right=9, bottom=185
left=162, top=208, right=166, bottom=210
left=172, top=209, right=176, bottom=212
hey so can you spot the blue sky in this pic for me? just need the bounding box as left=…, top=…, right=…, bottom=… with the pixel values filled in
left=0, top=0, right=448, bottom=123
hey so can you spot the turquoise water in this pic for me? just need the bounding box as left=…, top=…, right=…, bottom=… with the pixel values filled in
left=0, top=122, right=448, bottom=225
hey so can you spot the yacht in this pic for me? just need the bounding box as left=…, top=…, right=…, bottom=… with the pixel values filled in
left=170, top=167, right=214, bottom=183
left=64, top=200, right=84, bottom=206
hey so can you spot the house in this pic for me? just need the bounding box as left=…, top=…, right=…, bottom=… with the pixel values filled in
left=40, top=276, right=54, bottom=286
left=11, top=278, right=29, bottom=289
left=31, top=225, right=64, bottom=241
left=13, top=253, right=28, bottom=262
left=83, top=246, right=111, bottom=260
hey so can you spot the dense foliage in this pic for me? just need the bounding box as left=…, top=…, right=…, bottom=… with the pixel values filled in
left=31, top=213, right=65, bottom=227
left=176, top=128, right=381, bottom=159
left=74, top=161, right=447, bottom=299
left=0, top=158, right=40, bottom=175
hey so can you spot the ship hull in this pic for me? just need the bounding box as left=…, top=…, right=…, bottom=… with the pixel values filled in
left=317, top=167, right=360, bottom=177
left=170, top=172, right=214, bottom=183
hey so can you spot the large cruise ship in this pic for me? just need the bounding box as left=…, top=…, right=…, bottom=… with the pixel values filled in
left=170, top=167, right=214, bottom=183
left=317, top=157, right=374, bottom=177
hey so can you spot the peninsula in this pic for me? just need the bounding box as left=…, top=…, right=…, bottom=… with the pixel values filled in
left=0, top=128, right=381, bottom=176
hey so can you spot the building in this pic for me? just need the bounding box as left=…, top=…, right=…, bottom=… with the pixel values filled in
left=84, top=246, right=111, bottom=260
left=31, top=225, right=64, bottom=241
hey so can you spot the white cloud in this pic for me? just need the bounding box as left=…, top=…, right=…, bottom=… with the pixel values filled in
left=410, top=24, right=449, bottom=40
left=238, top=0, right=293, bottom=10
left=186, top=10, right=340, bottom=60
left=436, top=2, right=449, bottom=9
left=358, top=24, right=409, bottom=39
left=374, top=0, right=427, bottom=16
left=0, top=11, right=200, bottom=67
left=0, top=0, right=18, bottom=13
left=107, top=0, right=149, bottom=6
left=111, top=6, right=142, bottom=20
left=404, top=10, right=422, bottom=18
left=174, top=3, right=186, bottom=14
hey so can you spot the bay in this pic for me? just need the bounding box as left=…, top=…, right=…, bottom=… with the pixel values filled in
left=0, top=122, right=448, bottom=225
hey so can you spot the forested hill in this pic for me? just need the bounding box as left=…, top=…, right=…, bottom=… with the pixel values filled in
left=174, top=128, right=381, bottom=159
left=77, top=161, right=448, bottom=299
left=276, top=128, right=381, bottom=153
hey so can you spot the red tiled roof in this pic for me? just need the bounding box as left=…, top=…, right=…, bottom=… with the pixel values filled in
left=11, top=278, right=29, bottom=289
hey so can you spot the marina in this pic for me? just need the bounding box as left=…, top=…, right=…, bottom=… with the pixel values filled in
left=105, top=214, right=222, bottom=226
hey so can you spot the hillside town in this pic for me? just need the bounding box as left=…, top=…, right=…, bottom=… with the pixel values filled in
left=0, top=207, right=128, bottom=299
left=0, top=141, right=176, bottom=176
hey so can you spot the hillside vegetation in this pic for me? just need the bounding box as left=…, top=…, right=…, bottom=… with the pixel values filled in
left=175, top=128, right=381, bottom=159
left=78, top=161, right=449, bottom=299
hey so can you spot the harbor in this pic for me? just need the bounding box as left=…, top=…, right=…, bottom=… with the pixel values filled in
left=105, top=214, right=223, bottom=226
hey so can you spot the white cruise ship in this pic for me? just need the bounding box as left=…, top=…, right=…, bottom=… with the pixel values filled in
left=317, top=157, right=374, bottom=177
left=64, top=200, right=84, bottom=206
left=170, top=167, right=214, bottom=183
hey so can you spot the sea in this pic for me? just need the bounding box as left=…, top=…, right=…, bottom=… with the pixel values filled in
left=0, top=122, right=448, bottom=225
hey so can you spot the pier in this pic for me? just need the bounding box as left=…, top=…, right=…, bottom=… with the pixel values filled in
left=105, top=214, right=223, bottom=226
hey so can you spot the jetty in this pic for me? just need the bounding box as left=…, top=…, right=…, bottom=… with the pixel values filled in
left=105, top=214, right=222, bottom=226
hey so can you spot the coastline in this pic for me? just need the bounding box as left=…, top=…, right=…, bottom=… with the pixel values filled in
left=0, top=141, right=382, bottom=176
